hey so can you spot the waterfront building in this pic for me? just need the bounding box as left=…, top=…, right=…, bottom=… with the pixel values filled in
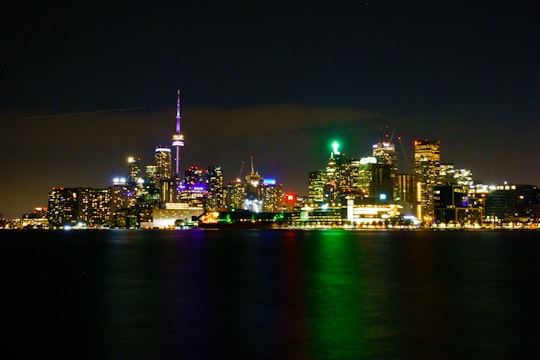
left=414, top=139, right=441, bottom=222
left=47, top=187, right=79, bottom=227
left=79, top=188, right=111, bottom=227
left=20, top=207, right=49, bottom=229
left=47, top=187, right=111, bottom=228
left=485, top=183, right=540, bottom=223
left=433, top=184, right=482, bottom=225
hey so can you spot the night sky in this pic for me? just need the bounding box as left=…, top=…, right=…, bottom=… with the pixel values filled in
left=1, top=1, right=539, bottom=218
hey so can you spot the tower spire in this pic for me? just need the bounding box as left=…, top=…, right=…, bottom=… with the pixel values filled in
left=172, top=89, right=185, bottom=176
left=176, top=89, right=181, bottom=134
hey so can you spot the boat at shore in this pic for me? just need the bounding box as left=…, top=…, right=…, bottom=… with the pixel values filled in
left=196, top=210, right=287, bottom=229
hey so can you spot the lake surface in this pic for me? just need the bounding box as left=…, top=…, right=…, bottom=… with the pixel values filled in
left=2, top=229, right=540, bottom=359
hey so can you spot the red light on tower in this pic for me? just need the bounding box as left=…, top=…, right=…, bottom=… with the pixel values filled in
left=287, top=194, right=295, bottom=202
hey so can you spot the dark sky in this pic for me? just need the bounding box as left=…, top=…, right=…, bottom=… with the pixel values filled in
left=1, top=1, right=539, bottom=218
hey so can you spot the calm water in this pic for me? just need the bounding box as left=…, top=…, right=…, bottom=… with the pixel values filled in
left=2, top=229, right=540, bottom=359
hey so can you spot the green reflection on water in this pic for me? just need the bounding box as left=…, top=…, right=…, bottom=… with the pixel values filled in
left=306, top=230, right=387, bottom=358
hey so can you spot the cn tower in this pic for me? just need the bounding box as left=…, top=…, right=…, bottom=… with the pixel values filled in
left=171, top=89, right=185, bottom=176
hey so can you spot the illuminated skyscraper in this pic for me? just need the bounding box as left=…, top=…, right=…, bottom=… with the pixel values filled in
left=227, top=179, right=246, bottom=210
left=127, top=156, right=141, bottom=183
left=155, top=147, right=172, bottom=185
left=178, top=166, right=205, bottom=207
left=47, top=187, right=111, bottom=228
left=372, top=132, right=398, bottom=200
left=171, top=90, right=185, bottom=177
left=325, top=141, right=351, bottom=205
left=260, top=179, right=283, bottom=212
left=244, top=156, right=263, bottom=212
left=308, top=170, right=326, bottom=205
left=414, top=139, right=441, bottom=221
left=47, top=187, right=79, bottom=227
left=205, top=166, right=226, bottom=211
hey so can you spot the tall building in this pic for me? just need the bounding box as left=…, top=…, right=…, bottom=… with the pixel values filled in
left=325, top=141, right=352, bottom=205
left=370, top=163, right=394, bottom=203
left=47, top=187, right=111, bottom=228
left=396, top=173, right=416, bottom=205
left=154, top=147, right=172, bottom=186
left=178, top=166, right=206, bottom=207
left=79, top=188, right=111, bottom=227
left=414, top=139, right=441, bottom=222
left=308, top=170, right=326, bottom=205
left=260, top=179, right=283, bottom=212
left=47, top=187, right=79, bottom=227
left=372, top=134, right=398, bottom=199
left=171, top=89, right=185, bottom=177
left=145, top=165, right=157, bottom=187
left=227, top=179, right=246, bottom=210
left=127, top=156, right=142, bottom=183
left=244, top=157, right=263, bottom=212
left=355, top=157, right=377, bottom=199
left=205, top=166, right=226, bottom=211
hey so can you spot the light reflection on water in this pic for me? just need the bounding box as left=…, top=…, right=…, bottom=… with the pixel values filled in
left=2, top=229, right=540, bottom=359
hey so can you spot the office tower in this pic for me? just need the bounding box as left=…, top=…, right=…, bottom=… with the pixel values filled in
left=127, top=156, right=142, bottom=183
left=325, top=141, right=352, bottom=205
left=370, top=162, right=394, bottom=203
left=244, top=157, right=263, bottom=212
left=486, top=184, right=540, bottom=222
left=155, top=147, right=173, bottom=204
left=227, top=179, right=246, bottom=210
left=171, top=89, right=185, bottom=177
left=372, top=134, right=398, bottom=199
left=145, top=165, right=157, bottom=186
left=414, top=139, right=441, bottom=221
left=154, top=147, right=172, bottom=186
left=308, top=170, right=326, bottom=205
left=205, top=165, right=226, bottom=211
left=260, top=179, right=283, bottom=212
left=356, top=157, right=377, bottom=199
left=433, top=184, right=472, bottom=224
left=396, top=173, right=416, bottom=205
left=111, top=180, right=131, bottom=212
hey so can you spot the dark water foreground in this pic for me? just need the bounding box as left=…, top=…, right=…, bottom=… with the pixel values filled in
left=2, top=229, right=540, bottom=359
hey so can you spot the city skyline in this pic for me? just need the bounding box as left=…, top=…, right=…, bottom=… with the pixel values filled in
left=1, top=1, right=539, bottom=218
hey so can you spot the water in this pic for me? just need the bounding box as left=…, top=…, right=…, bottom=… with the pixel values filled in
left=2, top=229, right=540, bottom=359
